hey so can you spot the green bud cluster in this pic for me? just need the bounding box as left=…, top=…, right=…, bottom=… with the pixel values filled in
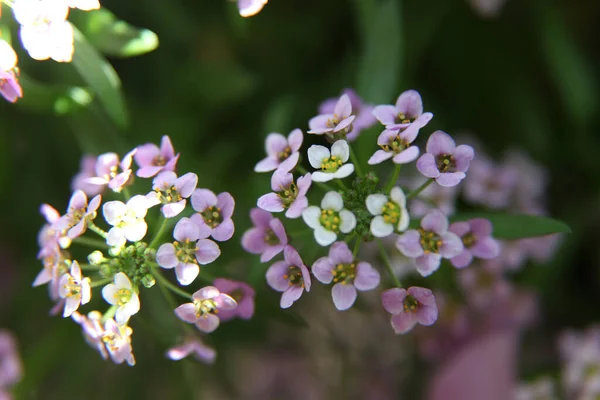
left=343, top=172, right=380, bottom=241
left=91, top=242, right=157, bottom=289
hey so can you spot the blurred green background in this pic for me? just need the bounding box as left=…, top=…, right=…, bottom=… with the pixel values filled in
left=1, top=0, right=599, bottom=398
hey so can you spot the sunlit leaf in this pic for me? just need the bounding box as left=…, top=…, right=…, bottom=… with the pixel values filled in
left=16, top=73, right=94, bottom=114
left=70, top=8, right=159, bottom=58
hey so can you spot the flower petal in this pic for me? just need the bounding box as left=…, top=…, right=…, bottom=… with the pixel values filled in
left=354, top=262, right=380, bottom=291
left=331, top=283, right=357, bottom=311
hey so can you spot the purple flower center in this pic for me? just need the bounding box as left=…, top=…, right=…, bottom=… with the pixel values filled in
left=382, top=201, right=401, bottom=225
left=319, top=209, right=341, bottom=233
left=263, top=229, right=281, bottom=246
left=320, top=155, right=343, bottom=173
left=276, top=182, right=299, bottom=207
left=419, top=229, right=442, bottom=253
left=403, top=295, right=419, bottom=313
left=174, top=239, right=199, bottom=264
left=332, top=262, right=356, bottom=285
left=283, top=265, right=305, bottom=288
left=462, top=232, right=477, bottom=248
left=194, top=298, right=218, bottom=318
left=200, top=206, right=223, bottom=228
left=436, top=154, right=457, bottom=173
left=155, top=185, right=182, bottom=204
left=380, top=135, right=409, bottom=154
left=396, top=112, right=415, bottom=125
left=277, top=146, right=292, bottom=162
left=152, top=155, right=167, bottom=166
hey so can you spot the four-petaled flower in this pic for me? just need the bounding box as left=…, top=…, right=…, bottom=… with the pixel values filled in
left=254, top=129, right=303, bottom=174
left=241, top=208, right=287, bottom=262
left=0, top=39, right=23, bottom=103
left=368, top=128, right=421, bottom=165
left=103, top=195, right=149, bottom=248
left=366, top=187, right=410, bottom=237
left=307, top=140, right=354, bottom=182
left=58, top=261, right=91, bottom=317
left=213, top=278, right=256, bottom=321
left=416, top=131, right=475, bottom=187
left=71, top=154, right=103, bottom=197
left=190, top=189, right=235, bottom=241
left=372, top=90, right=433, bottom=132
left=308, top=93, right=355, bottom=137
left=174, top=286, right=237, bottom=333
left=53, top=190, right=101, bottom=239
left=86, top=150, right=136, bottom=192
left=449, top=218, right=500, bottom=268
left=134, top=135, right=180, bottom=178
left=156, top=217, right=221, bottom=285
left=266, top=245, right=311, bottom=309
left=318, top=89, right=376, bottom=142
left=101, top=272, right=140, bottom=325
left=71, top=311, right=108, bottom=360
left=146, top=171, right=197, bottom=218
left=396, top=209, right=463, bottom=276
left=257, top=171, right=311, bottom=219
left=381, top=286, right=438, bottom=334
left=302, top=191, right=356, bottom=246
left=312, top=242, right=380, bottom=310
left=102, top=318, right=136, bottom=366
left=166, top=338, right=216, bottom=364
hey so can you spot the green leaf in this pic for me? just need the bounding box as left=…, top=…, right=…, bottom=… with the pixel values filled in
left=16, top=73, right=94, bottom=115
left=70, top=8, right=159, bottom=58
left=354, top=0, right=402, bottom=104
left=72, top=26, right=129, bottom=128
left=451, top=213, right=571, bottom=240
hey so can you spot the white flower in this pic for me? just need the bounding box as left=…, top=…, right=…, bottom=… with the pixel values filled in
left=301, top=191, right=356, bottom=246
left=307, top=140, right=355, bottom=182
left=67, top=0, right=100, bottom=11
left=103, top=195, right=149, bottom=247
left=58, top=261, right=91, bottom=317
left=101, top=272, right=140, bottom=325
left=13, top=0, right=74, bottom=62
left=366, top=186, right=410, bottom=238
left=101, top=318, right=135, bottom=366
left=0, top=40, right=18, bottom=72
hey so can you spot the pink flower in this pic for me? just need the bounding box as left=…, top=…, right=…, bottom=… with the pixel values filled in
left=241, top=208, right=287, bottom=262
left=134, top=135, right=180, bottom=178
left=254, top=129, right=303, bottom=174
left=372, top=90, right=433, bottom=131
left=101, top=318, right=135, bottom=366
left=166, top=338, right=216, bottom=364
left=213, top=278, right=256, bottom=321
left=146, top=171, right=197, bottom=218
left=86, top=150, right=136, bottom=192
left=381, top=286, right=438, bottom=334
left=416, top=131, right=475, bottom=187
left=318, top=89, right=376, bottom=141
left=71, top=311, right=108, bottom=360
left=0, top=71, right=22, bottom=103
left=308, top=94, right=356, bottom=137
left=312, top=242, right=380, bottom=310
left=174, top=286, right=237, bottom=333
left=58, top=261, right=91, bottom=317
left=53, top=190, right=101, bottom=239
left=71, top=154, right=103, bottom=197
left=449, top=219, right=500, bottom=268
left=368, top=128, right=422, bottom=165
left=265, top=245, right=311, bottom=309
left=257, top=171, right=311, bottom=219
left=190, top=189, right=235, bottom=242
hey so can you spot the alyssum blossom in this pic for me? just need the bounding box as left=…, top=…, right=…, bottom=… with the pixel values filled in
left=308, top=93, right=355, bottom=137
left=174, top=286, right=237, bottom=333
left=396, top=209, right=463, bottom=276
left=71, top=154, right=103, bottom=197
left=102, top=318, right=135, bottom=366
left=266, top=245, right=311, bottom=309
left=381, top=286, right=438, bottom=334
left=372, top=89, right=433, bottom=132
left=254, top=129, right=303, bottom=174
left=146, top=171, right=198, bottom=218
left=0, top=39, right=23, bottom=103
left=257, top=171, right=311, bottom=219
left=307, top=140, right=354, bottom=182
left=241, top=208, right=287, bottom=262
left=102, top=272, right=140, bottom=325
left=53, top=190, right=101, bottom=239
left=312, top=242, right=380, bottom=310
left=302, top=191, right=356, bottom=246
left=157, top=217, right=221, bottom=285
left=318, top=89, right=376, bottom=141
left=190, top=189, right=235, bottom=242
left=103, top=195, right=149, bottom=248
left=58, top=260, right=91, bottom=317
left=213, top=278, right=256, bottom=321
left=416, top=131, right=475, bottom=187
left=449, top=218, right=500, bottom=268
left=366, top=187, right=410, bottom=238
left=86, top=150, right=136, bottom=193
left=368, top=127, right=421, bottom=165
left=134, top=135, right=180, bottom=178
left=166, top=338, right=216, bottom=364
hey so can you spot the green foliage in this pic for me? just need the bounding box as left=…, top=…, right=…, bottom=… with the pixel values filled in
left=452, top=213, right=571, bottom=239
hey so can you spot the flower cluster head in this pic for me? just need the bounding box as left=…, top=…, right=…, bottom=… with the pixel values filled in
left=37, top=135, right=248, bottom=367
left=318, top=89, right=376, bottom=141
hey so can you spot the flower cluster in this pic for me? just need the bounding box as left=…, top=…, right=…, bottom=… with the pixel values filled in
left=246, top=88, right=507, bottom=334
left=0, top=330, right=22, bottom=400
left=35, top=135, right=255, bottom=366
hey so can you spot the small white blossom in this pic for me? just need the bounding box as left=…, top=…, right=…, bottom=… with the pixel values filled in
left=102, top=272, right=140, bottom=325
left=0, top=40, right=18, bottom=72
left=58, top=261, right=91, bottom=317
left=307, top=140, right=354, bottom=182
left=366, top=186, right=410, bottom=238
left=302, top=191, right=356, bottom=246
left=103, top=195, right=148, bottom=248
left=102, top=318, right=135, bottom=366
left=67, top=0, right=100, bottom=11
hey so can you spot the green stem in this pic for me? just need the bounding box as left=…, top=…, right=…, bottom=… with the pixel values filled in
left=153, top=269, right=195, bottom=334
left=385, top=164, right=402, bottom=194
left=406, top=178, right=435, bottom=199
left=377, top=240, right=402, bottom=288
left=153, top=270, right=193, bottom=300
left=344, top=233, right=356, bottom=243
left=349, top=145, right=364, bottom=177
left=122, top=187, right=132, bottom=202
left=296, top=165, right=337, bottom=192
left=73, top=236, right=109, bottom=249
left=335, top=179, right=347, bottom=191
left=149, top=217, right=169, bottom=249
left=352, top=236, right=361, bottom=258
left=87, top=221, right=108, bottom=239
left=90, top=278, right=112, bottom=288
left=101, top=305, right=118, bottom=323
